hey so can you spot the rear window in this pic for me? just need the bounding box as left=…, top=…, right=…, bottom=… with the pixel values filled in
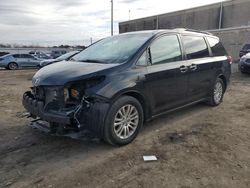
left=182, top=35, right=209, bottom=60
left=207, top=37, right=227, bottom=56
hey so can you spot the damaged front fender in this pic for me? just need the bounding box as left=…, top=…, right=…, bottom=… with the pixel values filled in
left=76, top=94, right=111, bottom=137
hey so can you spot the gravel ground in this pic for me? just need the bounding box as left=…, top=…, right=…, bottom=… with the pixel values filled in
left=0, top=64, right=249, bottom=188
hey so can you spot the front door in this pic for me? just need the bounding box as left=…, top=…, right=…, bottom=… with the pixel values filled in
left=145, top=34, right=190, bottom=115
left=27, top=55, right=40, bottom=67
left=18, top=54, right=30, bottom=67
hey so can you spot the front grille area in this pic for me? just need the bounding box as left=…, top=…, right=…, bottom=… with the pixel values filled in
left=31, top=86, right=65, bottom=108
left=32, top=87, right=45, bottom=100
left=23, top=91, right=71, bottom=124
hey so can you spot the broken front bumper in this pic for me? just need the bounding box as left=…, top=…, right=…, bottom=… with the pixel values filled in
left=23, top=90, right=111, bottom=137
left=22, top=91, right=71, bottom=124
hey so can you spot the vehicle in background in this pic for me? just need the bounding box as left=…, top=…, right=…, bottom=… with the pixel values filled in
left=29, top=51, right=51, bottom=59
left=0, top=52, right=9, bottom=57
left=51, top=50, right=67, bottom=59
left=239, top=44, right=250, bottom=57
left=0, top=54, right=42, bottom=70
left=39, top=51, right=80, bottom=67
left=23, top=29, right=231, bottom=145
left=238, top=52, right=250, bottom=73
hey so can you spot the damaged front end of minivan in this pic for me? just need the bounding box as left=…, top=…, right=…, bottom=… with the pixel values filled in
left=22, top=62, right=117, bottom=138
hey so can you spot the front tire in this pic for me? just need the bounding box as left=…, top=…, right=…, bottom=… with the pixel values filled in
left=103, top=96, right=143, bottom=146
left=207, top=78, right=225, bottom=106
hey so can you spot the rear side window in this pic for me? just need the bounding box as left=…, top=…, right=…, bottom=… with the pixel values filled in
left=207, top=37, right=227, bottom=56
left=150, top=35, right=182, bottom=65
left=182, top=35, right=209, bottom=59
left=20, top=54, right=34, bottom=58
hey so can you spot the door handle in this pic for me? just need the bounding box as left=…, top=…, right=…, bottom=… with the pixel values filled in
left=190, top=64, right=197, bottom=71
left=180, top=65, right=188, bottom=73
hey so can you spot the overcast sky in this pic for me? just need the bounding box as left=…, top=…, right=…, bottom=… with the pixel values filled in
left=0, top=0, right=227, bottom=46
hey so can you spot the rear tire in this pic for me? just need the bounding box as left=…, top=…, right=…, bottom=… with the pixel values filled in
left=207, top=78, right=225, bottom=106
left=7, top=62, right=18, bottom=70
left=103, top=96, right=143, bottom=146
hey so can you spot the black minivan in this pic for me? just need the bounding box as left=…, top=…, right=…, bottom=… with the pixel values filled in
left=23, top=29, right=231, bottom=145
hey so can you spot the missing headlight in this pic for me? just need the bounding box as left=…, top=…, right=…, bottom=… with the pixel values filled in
left=64, top=88, right=80, bottom=103
left=70, top=88, right=79, bottom=99
left=64, top=76, right=105, bottom=103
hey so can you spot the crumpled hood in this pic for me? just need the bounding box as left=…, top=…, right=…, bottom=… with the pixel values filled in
left=33, top=61, right=119, bottom=86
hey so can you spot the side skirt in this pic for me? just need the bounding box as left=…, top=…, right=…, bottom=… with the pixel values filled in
left=149, top=98, right=208, bottom=120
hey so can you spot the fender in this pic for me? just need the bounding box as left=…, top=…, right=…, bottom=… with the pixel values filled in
left=86, top=66, right=148, bottom=101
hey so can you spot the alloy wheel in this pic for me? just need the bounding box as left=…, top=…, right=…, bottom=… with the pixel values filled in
left=8, top=63, right=18, bottom=70
left=113, top=104, right=139, bottom=139
left=214, top=81, right=223, bottom=104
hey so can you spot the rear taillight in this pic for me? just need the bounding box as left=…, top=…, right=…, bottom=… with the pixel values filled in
left=227, top=56, right=233, bottom=64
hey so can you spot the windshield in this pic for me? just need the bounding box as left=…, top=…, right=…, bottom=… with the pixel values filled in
left=71, top=33, right=153, bottom=64
left=56, top=51, right=78, bottom=61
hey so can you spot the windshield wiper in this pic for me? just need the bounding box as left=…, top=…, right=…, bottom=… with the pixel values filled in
left=70, top=58, right=78, bottom=62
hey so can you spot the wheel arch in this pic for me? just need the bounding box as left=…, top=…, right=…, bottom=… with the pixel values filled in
left=218, top=74, right=227, bottom=91
left=111, top=90, right=148, bottom=121
left=7, top=61, right=18, bottom=69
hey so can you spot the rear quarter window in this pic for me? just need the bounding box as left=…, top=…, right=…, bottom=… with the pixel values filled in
left=181, top=35, right=209, bottom=60
left=207, top=37, right=227, bottom=56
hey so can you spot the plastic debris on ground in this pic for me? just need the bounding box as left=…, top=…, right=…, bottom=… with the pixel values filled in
left=143, top=155, right=157, bottom=161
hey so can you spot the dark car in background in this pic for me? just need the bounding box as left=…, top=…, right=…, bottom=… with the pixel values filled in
left=23, top=29, right=231, bottom=145
left=0, top=54, right=42, bottom=70
left=39, top=50, right=80, bottom=67
left=239, top=43, right=250, bottom=57
left=238, top=52, right=250, bottom=73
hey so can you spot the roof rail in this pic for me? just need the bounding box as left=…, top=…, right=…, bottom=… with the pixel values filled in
left=186, top=28, right=213, bottom=35
left=173, top=28, right=213, bottom=35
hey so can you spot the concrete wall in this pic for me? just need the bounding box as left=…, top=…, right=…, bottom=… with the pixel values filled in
left=210, top=27, right=250, bottom=61
left=119, top=0, right=250, bottom=33
left=222, top=0, right=250, bottom=28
